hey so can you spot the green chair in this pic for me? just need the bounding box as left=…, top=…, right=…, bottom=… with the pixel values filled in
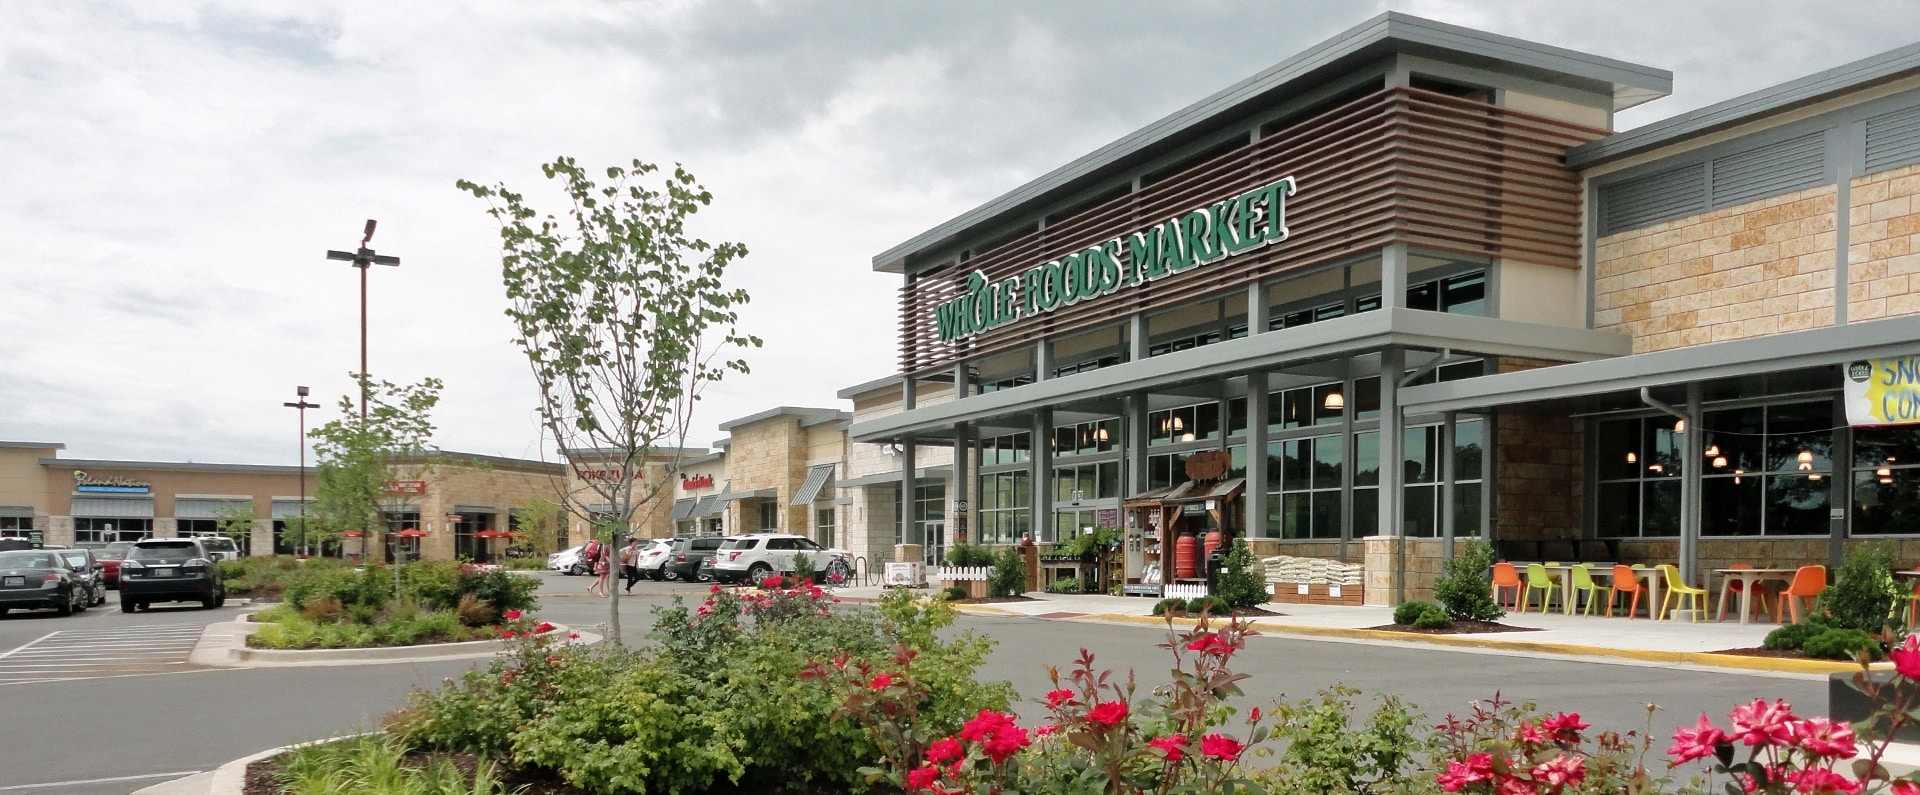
left=1657, top=564, right=1709, bottom=622
left=1569, top=564, right=1604, bottom=616
left=1521, top=563, right=1560, bottom=613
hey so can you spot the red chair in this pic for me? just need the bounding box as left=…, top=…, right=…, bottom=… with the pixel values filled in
left=1491, top=562, right=1523, bottom=611
left=1715, top=563, right=1778, bottom=623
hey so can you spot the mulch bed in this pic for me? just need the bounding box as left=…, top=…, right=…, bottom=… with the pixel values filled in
left=1365, top=620, right=1541, bottom=635
left=957, top=595, right=1041, bottom=604
left=245, top=750, right=898, bottom=795
left=1708, top=647, right=1815, bottom=660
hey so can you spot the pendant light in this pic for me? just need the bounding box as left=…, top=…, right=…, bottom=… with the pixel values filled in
left=1674, top=419, right=1686, bottom=433
left=1713, top=456, right=1728, bottom=468
left=1704, top=444, right=1720, bottom=457
left=1625, top=451, right=1637, bottom=464
left=1323, top=391, right=1345, bottom=411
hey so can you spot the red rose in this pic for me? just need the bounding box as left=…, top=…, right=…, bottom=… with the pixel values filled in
left=1149, top=735, right=1186, bottom=762
left=502, top=609, right=522, bottom=621
left=926, top=737, right=963, bottom=764
left=1044, top=688, right=1075, bottom=708
left=870, top=672, right=895, bottom=689
left=905, top=765, right=940, bottom=791
left=1201, top=733, right=1246, bottom=761
left=1087, top=700, right=1129, bottom=727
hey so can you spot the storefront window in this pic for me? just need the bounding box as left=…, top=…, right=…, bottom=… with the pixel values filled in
left=1852, top=425, right=1920, bottom=535
left=1699, top=402, right=1832, bottom=537
left=1150, top=402, right=1219, bottom=446
left=1268, top=383, right=1343, bottom=431
left=816, top=508, right=835, bottom=547
left=1053, top=462, right=1120, bottom=503
left=1400, top=419, right=1486, bottom=538
left=0, top=516, right=30, bottom=537
left=1053, top=419, right=1119, bottom=457
left=1595, top=416, right=1685, bottom=538
left=75, top=518, right=150, bottom=545
left=977, top=471, right=1029, bottom=544
left=980, top=433, right=1030, bottom=466
left=1266, top=435, right=1342, bottom=539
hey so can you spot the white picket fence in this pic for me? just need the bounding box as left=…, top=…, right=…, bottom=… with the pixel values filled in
left=1161, top=582, right=1211, bottom=600
left=934, top=565, right=994, bottom=582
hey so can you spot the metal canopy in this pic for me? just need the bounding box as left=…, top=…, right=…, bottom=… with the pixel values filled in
left=668, top=498, right=696, bottom=521
left=689, top=481, right=730, bottom=518
left=790, top=464, right=837, bottom=507
left=1399, top=314, right=1920, bottom=414
left=838, top=466, right=952, bottom=489
left=851, top=309, right=1629, bottom=443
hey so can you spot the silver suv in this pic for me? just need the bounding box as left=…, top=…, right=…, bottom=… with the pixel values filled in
left=709, top=533, right=850, bottom=584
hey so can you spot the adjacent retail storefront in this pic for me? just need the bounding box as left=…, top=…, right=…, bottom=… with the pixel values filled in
left=845, top=13, right=1920, bottom=604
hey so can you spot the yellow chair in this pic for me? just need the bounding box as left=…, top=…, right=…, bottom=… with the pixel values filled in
left=1521, top=563, right=1560, bottom=613
left=1657, top=564, right=1708, bottom=622
left=1568, top=564, right=1603, bottom=616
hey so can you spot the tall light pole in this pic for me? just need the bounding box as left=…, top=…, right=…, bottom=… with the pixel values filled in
left=324, top=219, right=401, bottom=419
left=283, top=386, right=320, bottom=556
left=326, top=220, right=400, bottom=563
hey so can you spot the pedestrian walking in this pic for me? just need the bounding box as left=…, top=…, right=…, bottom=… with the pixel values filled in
left=583, top=537, right=608, bottom=597
left=620, top=537, right=643, bottom=593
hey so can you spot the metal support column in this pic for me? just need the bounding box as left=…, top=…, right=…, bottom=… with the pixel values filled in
left=900, top=435, right=919, bottom=549
left=1033, top=408, right=1054, bottom=544
left=1681, top=384, right=1703, bottom=588
left=1382, top=244, right=1408, bottom=309
left=1379, top=348, right=1406, bottom=603
left=1245, top=372, right=1269, bottom=541
left=1441, top=411, right=1457, bottom=560
left=1129, top=313, right=1148, bottom=362
left=1125, top=392, right=1149, bottom=495
left=953, top=421, right=971, bottom=546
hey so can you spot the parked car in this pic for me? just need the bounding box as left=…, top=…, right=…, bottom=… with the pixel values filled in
left=549, top=545, right=586, bottom=576
left=53, top=548, right=107, bottom=607
left=708, top=533, right=851, bottom=585
left=634, top=538, right=676, bottom=580
left=94, top=545, right=129, bottom=588
left=118, top=539, right=226, bottom=612
left=188, top=535, right=241, bottom=562
left=667, top=537, right=726, bottom=582
left=0, top=549, right=89, bottom=616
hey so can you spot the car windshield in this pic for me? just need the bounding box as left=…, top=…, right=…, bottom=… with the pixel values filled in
left=796, top=539, right=822, bottom=551
left=60, top=553, right=88, bottom=568
left=0, top=551, right=59, bottom=568
left=130, top=543, right=200, bottom=562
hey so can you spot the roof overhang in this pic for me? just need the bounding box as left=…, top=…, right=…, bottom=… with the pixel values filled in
left=851, top=309, right=1630, bottom=442
left=874, top=11, right=1668, bottom=274
left=1400, top=314, right=1920, bottom=414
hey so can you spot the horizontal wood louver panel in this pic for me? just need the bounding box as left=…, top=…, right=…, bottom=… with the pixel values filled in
left=898, top=87, right=1603, bottom=375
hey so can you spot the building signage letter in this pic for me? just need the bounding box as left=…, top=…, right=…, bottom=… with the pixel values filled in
left=931, top=176, right=1296, bottom=344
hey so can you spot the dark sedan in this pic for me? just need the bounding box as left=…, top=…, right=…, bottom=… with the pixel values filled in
left=119, top=539, right=226, bottom=612
left=0, top=550, right=88, bottom=616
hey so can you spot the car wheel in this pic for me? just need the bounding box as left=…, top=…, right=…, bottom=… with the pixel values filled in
left=214, top=592, right=227, bottom=608
left=56, top=591, right=74, bottom=617
left=748, top=563, right=772, bottom=583
left=201, top=595, right=217, bottom=609
left=74, top=594, right=88, bottom=613
left=568, top=563, right=586, bottom=577
left=92, top=590, right=106, bottom=606
left=120, top=598, right=135, bottom=613
left=660, top=564, right=678, bottom=582
left=0, top=607, right=9, bottom=616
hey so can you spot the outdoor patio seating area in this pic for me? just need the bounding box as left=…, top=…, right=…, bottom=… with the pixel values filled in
left=1489, top=559, right=1884, bottom=627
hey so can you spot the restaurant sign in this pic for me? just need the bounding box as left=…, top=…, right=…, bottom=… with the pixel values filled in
left=1845, top=358, right=1920, bottom=425
left=934, top=176, right=1297, bottom=344
left=73, top=471, right=151, bottom=494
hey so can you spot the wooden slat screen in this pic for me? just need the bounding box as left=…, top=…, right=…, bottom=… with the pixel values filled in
left=897, top=86, right=1604, bottom=376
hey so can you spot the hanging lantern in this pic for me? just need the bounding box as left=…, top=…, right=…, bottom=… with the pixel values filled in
left=1626, top=451, right=1638, bottom=464
left=1713, top=456, right=1728, bottom=468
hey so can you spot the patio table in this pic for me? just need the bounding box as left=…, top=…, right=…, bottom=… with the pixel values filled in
left=1712, top=567, right=1796, bottom=625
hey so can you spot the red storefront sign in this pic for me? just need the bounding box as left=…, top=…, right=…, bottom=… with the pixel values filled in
left=386, top=480, right=426, bottom=495
left=681, top=473, right=714, bottom=489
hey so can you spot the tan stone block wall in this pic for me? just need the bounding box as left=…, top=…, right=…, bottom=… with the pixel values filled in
left=1493, top=391, right=1581, bottom=544
left=1848, top=163, right=1920, bottom=321
left=1593, top=185, right=1837, bottom=352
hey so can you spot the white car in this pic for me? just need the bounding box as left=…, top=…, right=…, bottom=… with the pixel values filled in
left=548, top=545, right=586, bottom=576
left=709, top=533, right=851, bottom=584
left=187, top=535, right=241, bottom=562
left=635, top=539, right=676, bottom=580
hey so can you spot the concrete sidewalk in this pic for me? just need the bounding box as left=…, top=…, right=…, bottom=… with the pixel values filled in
left=833, top=584, right=1856, bottom=675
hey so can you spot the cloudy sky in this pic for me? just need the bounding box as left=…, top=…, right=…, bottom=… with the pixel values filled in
left=3, top=1, right=1915, bottom=466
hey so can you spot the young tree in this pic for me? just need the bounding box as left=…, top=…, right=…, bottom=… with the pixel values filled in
left=309, top=375, right=442, bottom=565
left=510, top=496, right=564, bottom=557
left=459, top=156, right=757, bottom=644
left=211, top=503, right=256, bottom=554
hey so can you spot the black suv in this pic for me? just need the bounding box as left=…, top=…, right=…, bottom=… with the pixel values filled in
left=666, top=537, right=724, bottom=582
left=119, top=539, right=226, bottom=612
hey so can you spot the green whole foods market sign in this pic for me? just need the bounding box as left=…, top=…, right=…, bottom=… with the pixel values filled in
left=934, top=176, right=1297, bottom=344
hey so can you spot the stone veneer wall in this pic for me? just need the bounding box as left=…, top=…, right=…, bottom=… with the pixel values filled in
left=1593, top=185, right=1837, bottom=352
left=1847, top=163, right=1920, bottom=321
left=1493, top=358, right=1582, bottom=545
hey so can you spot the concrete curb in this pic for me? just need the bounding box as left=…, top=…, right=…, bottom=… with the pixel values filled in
left=208, top=613, right=592, bottom=667
left=132, top=733, right=375, bottom=795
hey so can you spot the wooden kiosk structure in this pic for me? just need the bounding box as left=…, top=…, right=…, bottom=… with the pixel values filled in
left=1121, top=451, right=1246, bottom=596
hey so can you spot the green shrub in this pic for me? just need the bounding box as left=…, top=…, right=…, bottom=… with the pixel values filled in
left=1254, top=685, right=1430, bottom=795
left=944, top=543, right=995, bottom=568
left=1817, top=541, right=1901, bottom=632
left=1802, top=627, right=1883, bottom=660
left=1214, top=539, right=1269, bottom=610
left=1151, top=597, right=1187, bottom=616
left=988, top=547, right=1026, bottom=598
left=1411, top=604, right=1453, bottom=630
left=282, top=564, right=393, bottom=612
left=942, top=585, right=969, bottom=601
left=1045, top=577, right=1080, bottom=594
left=792, top=552, right=816, bottom=582
left=1394, top=600, right=1442, bottom=626
left=1433, top=539, right=1504, bottom=622
left=1763, top=615, right=1833, bottom=650
left=1187, top=595, right=1230, bottom=615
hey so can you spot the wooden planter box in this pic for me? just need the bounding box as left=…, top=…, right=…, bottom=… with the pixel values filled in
left=965, top=579, right=989, bottom=599
left=1266, top=582, right=1364, bottom=607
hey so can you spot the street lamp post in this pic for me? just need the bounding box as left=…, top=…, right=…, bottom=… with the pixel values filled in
left=325, top=220, right=400, bottom=563
left=324, top=219, right=401, bottom=420
left=283, top=386, right=320, bottom=556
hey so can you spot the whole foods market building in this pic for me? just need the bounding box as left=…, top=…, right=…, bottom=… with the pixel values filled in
left=849, top=13, right=1920, bottom=605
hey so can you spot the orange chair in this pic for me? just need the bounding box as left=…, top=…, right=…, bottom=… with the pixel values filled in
left=1715, top=563, right=1778, bottom=623
left=1781, top=565, right=1828, bottom=624
left=1491, top=562, right=1523, bottom=611
left=1605, top=564, right=1643, bottom=619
